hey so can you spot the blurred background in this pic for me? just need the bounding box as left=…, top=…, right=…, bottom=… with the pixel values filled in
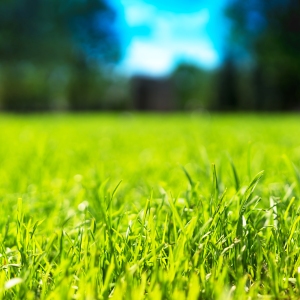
left=0, top=0, right=300, bottom=112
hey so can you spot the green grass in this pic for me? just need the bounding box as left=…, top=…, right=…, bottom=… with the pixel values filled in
left=0, top=113, right=300, bottom=299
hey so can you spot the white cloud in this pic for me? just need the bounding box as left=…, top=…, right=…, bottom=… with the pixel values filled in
left=124, top=3, right=157, bottom=26
left=121, top=39, right=173, bottom=75
left=120, top=38, right=219, bottom=76
left=120, top=4, right=219, bottom=75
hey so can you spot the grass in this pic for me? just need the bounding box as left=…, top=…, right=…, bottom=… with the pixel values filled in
left=0, top=113, right=300, bottom=299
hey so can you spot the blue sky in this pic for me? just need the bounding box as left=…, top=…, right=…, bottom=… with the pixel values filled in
left=110, top=0, right=229, bottom=76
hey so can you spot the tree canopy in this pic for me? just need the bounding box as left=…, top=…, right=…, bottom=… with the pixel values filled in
left=0, top=0, right=121, bottom=110
left=0, top=0, right=119, bottom=64
left=225, top=0, right=300, bottom=110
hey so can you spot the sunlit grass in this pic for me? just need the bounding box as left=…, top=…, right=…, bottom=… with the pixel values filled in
left=0, top=113, right=300, bottom=299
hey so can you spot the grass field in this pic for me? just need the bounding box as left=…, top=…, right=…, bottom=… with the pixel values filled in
left=0, top=113, right=300, bottom=299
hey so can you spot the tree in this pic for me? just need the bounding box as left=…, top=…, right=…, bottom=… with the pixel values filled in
left=225, top=0, right=300, bottom=110
left=171, top=63, right=215, bottom=110
left=0, top=0, right=120, bottom=110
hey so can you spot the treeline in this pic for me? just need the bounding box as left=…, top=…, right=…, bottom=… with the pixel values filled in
left=0, top=0, right=128, bottom=111
left=172, top=0, right=300, bottom=111
left=1, top=0, right=300, bottom=111
left=222, top=0, right=300, bottom=111
left=0, top=64, right=130, bottom=111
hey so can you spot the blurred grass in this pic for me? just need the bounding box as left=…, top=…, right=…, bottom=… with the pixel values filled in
left=0, top=113, right=300, bottom=299
left=1, top=113, right=299, bottom=198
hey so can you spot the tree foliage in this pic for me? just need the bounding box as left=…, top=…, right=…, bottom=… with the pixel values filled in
left=0, top=0, right=120, bottom=110
left=0, top=0, right=119, bottom=64
left=225, top=0, right=300, bottom=110
left=171, top=63, right=215, bottom=110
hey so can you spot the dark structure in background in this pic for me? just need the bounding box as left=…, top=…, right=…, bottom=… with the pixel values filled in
left=215, top=56, right=239, bottom=110
left=131, top=64, right=216, bottom=112
left=131, top=76, right=175, bottom=111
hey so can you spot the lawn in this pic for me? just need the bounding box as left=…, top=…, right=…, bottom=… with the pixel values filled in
left=0, top=113, right=300, bottom=299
